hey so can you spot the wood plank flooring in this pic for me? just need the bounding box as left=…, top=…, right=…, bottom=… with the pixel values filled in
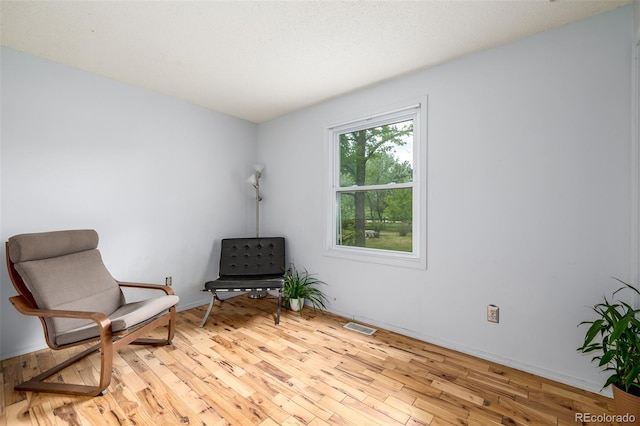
left=1, top=295, right=616, bottom=425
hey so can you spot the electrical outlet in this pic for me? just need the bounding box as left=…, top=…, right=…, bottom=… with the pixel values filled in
left=165, top=276, right=172, bottom=286
left=487, top=305, right=499, bottom=323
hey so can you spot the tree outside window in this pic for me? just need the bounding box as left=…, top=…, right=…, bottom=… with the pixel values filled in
left=335, top=118, right=414, bottom=253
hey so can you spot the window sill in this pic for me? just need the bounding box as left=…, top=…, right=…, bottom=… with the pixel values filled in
left=324, top=245, right=426, bottom=269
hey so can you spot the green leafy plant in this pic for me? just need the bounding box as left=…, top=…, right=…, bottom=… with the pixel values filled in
left=577, top=279, right=640, bottom=396
left=283, top=265, right=328, bottom=315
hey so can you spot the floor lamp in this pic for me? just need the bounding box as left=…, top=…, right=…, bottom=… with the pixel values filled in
left=246, top=164, right=266, bottom=298
left=246, top=163, right=264, bottom=238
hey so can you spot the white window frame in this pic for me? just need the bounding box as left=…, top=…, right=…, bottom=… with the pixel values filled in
left=324, top=98, right=427, bottom=269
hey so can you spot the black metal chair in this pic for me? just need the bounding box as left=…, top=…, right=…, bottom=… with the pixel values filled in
left=199, top=237, right=285, bottom=327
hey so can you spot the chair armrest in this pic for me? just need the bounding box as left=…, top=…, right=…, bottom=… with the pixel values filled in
left=117, top=281, right=175, bottom=295
left=9, top=295, right=111, bottom=327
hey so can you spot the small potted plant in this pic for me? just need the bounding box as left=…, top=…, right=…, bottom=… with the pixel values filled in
left=577, top=279, right=640, bottom=417
left=283, top=265, right=328, bottom=315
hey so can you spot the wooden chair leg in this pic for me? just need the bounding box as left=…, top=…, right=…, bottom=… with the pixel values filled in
left=15, top=343, right=106, bottom=396
left=97, top=331, right=114, bottom=393
left=125, top=310, right=176, bottom=347
left=131, top=307, right=176, bottom=345
left=15, top=310, right=177, bottom=397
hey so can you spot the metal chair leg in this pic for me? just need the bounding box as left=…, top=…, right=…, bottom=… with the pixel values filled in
left=199, top=291, right=217, bottom=328
left=276, top=288, right=282, bottom=325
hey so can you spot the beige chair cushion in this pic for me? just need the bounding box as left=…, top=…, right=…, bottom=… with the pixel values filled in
left=55, top=294, right=179, bottom=346
left=9, top=229, right=99, bottom=263
left=14, top=249, right=124, bottom=345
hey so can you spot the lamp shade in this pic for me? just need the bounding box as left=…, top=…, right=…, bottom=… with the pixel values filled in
left=246, top=174, right=258, bottom=186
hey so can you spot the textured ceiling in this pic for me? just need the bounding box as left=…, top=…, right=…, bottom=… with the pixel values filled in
left=0, top=1, right=632, bottom=123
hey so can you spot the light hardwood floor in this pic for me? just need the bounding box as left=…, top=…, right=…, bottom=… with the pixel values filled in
left=1, top=295, right=616, bottom=425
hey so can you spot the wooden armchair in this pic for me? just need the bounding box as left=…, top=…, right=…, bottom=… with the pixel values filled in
left=5, top=229, right=179, bottom=396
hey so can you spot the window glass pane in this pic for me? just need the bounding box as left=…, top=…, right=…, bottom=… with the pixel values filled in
left=337, top=188, right=412, bottom=252
left=339, top=119, right=413, bottom=187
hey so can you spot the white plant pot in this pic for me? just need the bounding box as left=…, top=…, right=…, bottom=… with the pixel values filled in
left=290, top=298, right=304, bottom=312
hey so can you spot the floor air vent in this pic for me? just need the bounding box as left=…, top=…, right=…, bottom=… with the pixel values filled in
left=344, top=322, right=376, bottom=335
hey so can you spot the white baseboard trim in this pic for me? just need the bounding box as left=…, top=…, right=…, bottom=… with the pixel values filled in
left=0, top=298, right=610, bottom=398
left=176, top=298, right=211, bottom=312
left=329, top=308, right=611, bottom=398
left=188, top=299, right=610, bottom=396
left=2, top=343, right=48, bottom=361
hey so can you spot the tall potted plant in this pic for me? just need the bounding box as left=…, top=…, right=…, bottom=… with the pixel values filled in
left=283, top=265, right=328, bottom=315
left=577, top=279, right=640, bottom=418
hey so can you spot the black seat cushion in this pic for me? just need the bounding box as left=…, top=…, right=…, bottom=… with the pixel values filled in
left=204, top=275, right=283, bottom=291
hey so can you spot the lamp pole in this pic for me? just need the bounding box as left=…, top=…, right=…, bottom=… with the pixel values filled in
left=248, top=165, right=266, bottom=298
left=254, top=170, right=261, bottom=238
left=247, top=164, right=264, bottom=238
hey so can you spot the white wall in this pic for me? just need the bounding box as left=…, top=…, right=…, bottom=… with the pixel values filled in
left=257, top=6, right=634, bottom=394
left=635, top=0, right=640, bottom=42
left=0, top=47, right=257, bottom=359
left=634, top=0, right=640, bottom=298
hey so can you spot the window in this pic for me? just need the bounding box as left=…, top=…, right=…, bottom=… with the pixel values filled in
left=325, top=101, right=427, bottom=268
